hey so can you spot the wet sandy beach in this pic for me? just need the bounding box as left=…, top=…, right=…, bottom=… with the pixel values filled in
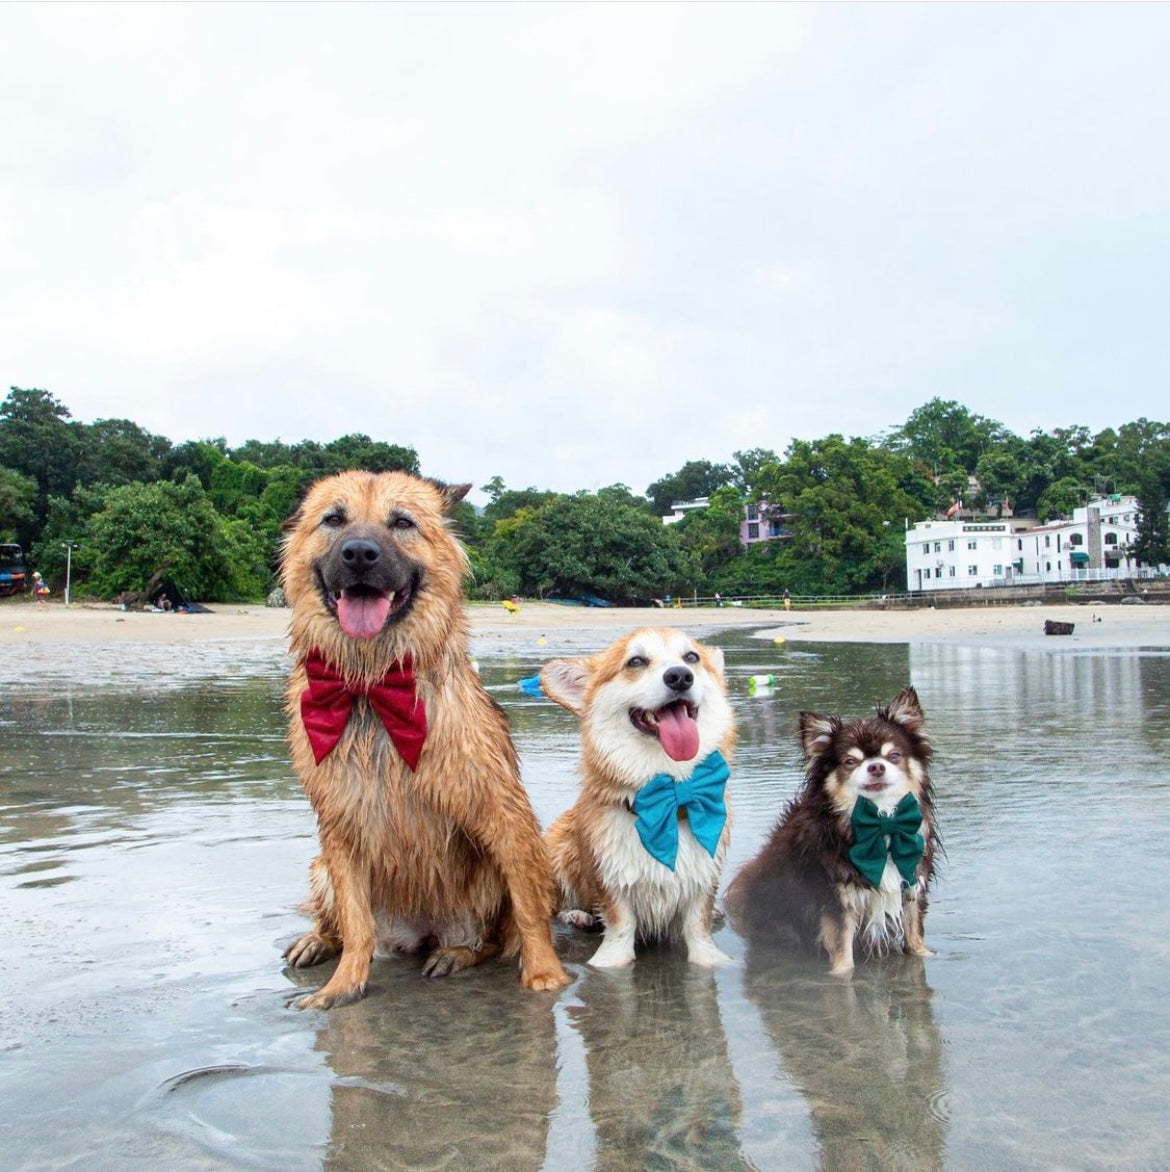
left=4, top=595, right=1167, bottom=651
left=3, top=595, right=1169, bottom=1168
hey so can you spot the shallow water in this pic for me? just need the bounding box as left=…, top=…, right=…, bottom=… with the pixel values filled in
left=2, top=629, right=1168, bottom=1170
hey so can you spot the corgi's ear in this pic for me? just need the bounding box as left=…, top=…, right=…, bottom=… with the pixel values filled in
left=540, top=658, right=592, bottom=716
left=880, top=687, right=925, bottom=734
left=702, top=645, right=725, bottom=675
left=799, top=711, right=840, bottom=762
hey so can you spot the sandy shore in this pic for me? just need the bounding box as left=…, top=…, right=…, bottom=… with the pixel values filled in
left=2, top=597, right=1167, bottom=651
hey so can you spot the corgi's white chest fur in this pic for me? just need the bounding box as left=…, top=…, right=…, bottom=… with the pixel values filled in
left=592, top=807, right=726, bottom=937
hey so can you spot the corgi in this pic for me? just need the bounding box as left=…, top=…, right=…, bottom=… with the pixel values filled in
left=541, top=628, right=736, bottom=968
left=725, top=687, right=938, bottom=975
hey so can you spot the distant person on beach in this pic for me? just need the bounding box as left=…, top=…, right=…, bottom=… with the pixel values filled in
left=783, top=589, right=791, bottom=612
left=33, top=571, right=50, bottom=606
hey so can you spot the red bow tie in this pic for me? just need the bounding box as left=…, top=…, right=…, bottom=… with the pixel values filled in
left=300, top=649, right=428, bottom=769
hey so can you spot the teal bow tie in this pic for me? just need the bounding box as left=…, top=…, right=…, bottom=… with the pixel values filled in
left=849, top=792, right=925, bottom=889
left=631, top=751, right=729, bottom=871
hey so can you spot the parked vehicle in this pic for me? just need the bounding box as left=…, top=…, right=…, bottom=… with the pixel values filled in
left=0, top=544, right=28, bottom=597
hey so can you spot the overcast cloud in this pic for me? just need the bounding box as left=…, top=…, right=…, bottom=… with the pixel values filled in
left=3, top=3, right=1168, bottom=502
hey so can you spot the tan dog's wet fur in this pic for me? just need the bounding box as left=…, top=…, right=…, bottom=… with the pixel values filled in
left=280, top=470, right=569, bottom=1008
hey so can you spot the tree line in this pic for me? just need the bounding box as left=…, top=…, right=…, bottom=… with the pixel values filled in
left=2, top=387, right=1168, bottom=604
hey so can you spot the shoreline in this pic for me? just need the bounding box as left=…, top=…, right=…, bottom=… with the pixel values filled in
left=2, top=597, right=1167, bottom=652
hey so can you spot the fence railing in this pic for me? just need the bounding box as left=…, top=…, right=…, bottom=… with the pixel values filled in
left=668, top=593, right=890, bottom=609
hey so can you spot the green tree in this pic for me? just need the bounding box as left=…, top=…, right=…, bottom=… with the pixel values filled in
left=673, top=486, right=744, bottom=580
left=729, top=448, right=781, bottom=499
left=1133, top=460, right=1170, bottom=567
left=885, top=398, right=1008, bottom=476
left=163, top=439, right=229, bottom=489
left=0, top=387, right=83, bottom=545
left=76, top=418, right=171, bottom=489
left=0, top=467, right=38, bottom=542
left=27, top=488, right=104, bottom=587
left=484, top=491, right=695, bottom=603
left=645, top=460, right=732, bottom=516
left=86, top=474, right=262, bottom=601
left=320, top=434, right=419, bottom=477
left=753, top=436, right=927, bottom=594
left=1036, top=477, right=1088, bottom=522
left=482, top=484, right=559, bottom=522
left=209, top=458, right=270, bottom=516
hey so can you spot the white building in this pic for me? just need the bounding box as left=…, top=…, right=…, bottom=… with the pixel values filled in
left=905, top=495, right=1154, bottom=593
left=662, top=497, right=710, bottom=525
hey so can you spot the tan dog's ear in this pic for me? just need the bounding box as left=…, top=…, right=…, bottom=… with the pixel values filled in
left=540, top=658, right=592, bottom=716
left=799, top=711, right=840, bottom=762
left=426, top=479, right=472, bottom=514
left=281, top=506, right=304, bottom=534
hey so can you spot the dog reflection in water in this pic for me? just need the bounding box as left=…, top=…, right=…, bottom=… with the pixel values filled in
left=303, top=968, right=560, bottom=1167
left=565, top=956, right=746, bottom=1168
left=743, top=948, right=948, bottom=1170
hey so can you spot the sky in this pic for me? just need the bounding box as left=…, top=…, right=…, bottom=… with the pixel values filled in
left=3, top=4, right=1168, bottom=505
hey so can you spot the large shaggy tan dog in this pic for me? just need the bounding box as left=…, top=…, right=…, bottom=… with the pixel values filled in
left=280, top=470, right=569, bottom=1008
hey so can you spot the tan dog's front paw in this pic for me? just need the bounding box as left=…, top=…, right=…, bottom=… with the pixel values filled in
left=422, top=946, right=477, bottom=979
left=520, top=955, right=572, bottom=991
left=284, top=931, right=340, bottom=969
left=294, top=979, right=366, bottom=1011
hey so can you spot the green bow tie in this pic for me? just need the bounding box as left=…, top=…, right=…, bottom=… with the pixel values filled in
left=849, top=792, right=925, bottom=889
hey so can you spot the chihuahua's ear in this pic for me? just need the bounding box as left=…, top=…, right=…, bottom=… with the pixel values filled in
left=799, top=711, right=840, bottom=762
left=879, top=687, right=926, bottom=734
left=539, top=658, right=592, bottom=716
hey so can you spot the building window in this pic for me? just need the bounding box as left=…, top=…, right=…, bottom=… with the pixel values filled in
left=747, top=522, right=759, bottom=540
left=934, top=542, right=941, bottom=553
left=993, top=564, right=1003, bottom=576
left=1046, top=562, right=1051, bottom=572
left=1044, top=535, right=1051, bottom=547
left=968, top=540, right=977, bottom=550
left=968, top=565, right=978, bottom=576
left=1069, top=533, right=1084, bottom=546
left=923, top=542, right=931, bottom=554
left=746, top=504, right=759, bottom=522
left=949, top=566, right=956, bottom=577
left=1105, top=532, right=1118, bottom=546
left=947, top=539, right=955, bottom=551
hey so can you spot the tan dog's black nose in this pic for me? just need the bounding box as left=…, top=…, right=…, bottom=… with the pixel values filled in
left=663, top=666, right=694, bottom=693
left=341, top=538, right=381, bottom=568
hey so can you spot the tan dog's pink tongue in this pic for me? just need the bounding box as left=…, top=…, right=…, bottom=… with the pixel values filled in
left=656, top=704, right=700, bottom=762
left=338, top=593, right=391, bottom=640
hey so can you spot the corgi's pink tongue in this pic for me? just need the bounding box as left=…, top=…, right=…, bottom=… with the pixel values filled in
left=656, top=704, right=700, bottom=762
left=338, top=592, right=391, bottom=640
